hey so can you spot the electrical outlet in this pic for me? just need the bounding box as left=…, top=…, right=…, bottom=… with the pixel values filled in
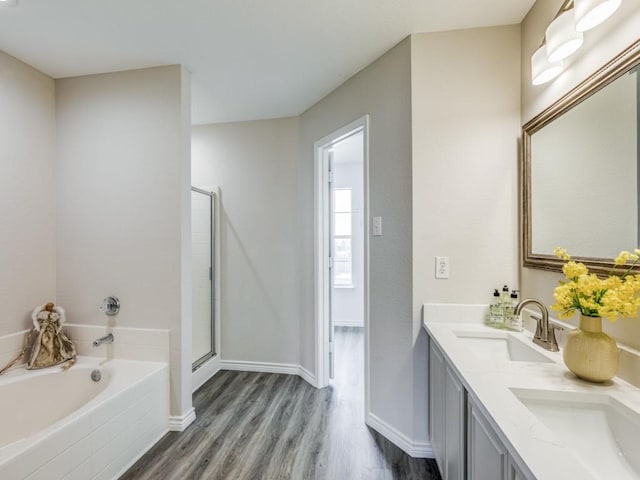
left=435, top=256, right=449, bottom=279
left=372, top=216, right=382, bottom=236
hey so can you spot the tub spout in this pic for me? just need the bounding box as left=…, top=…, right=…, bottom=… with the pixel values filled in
left=93, top=333, right=114, bottom=347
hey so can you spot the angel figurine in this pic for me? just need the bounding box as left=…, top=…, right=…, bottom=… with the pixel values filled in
left=27, top=302, right=76, bottom=370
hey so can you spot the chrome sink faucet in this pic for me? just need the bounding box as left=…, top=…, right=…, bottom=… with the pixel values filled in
left=514, top=299, right=559, bottom=352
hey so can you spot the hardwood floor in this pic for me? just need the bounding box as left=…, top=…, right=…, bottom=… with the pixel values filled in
left=120, top=327, right=441, bottom=480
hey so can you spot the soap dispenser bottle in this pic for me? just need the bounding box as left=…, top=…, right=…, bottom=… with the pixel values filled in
left=486, top=289, right=501, bottom=326
left=499, top=285, right=510, bottom=305
left=494, top=285, right=510, bottom=328
left=506, top=290, right=522, bottom=331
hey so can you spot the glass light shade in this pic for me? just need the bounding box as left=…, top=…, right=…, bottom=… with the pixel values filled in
left=574, top=0, right=621, bottom=31
left=546, top=10, right=584, bottom=62
left=531, top=45, right=563, bottom=85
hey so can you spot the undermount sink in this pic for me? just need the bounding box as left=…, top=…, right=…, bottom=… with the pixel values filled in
left=511, top=388, right=640, bottom=479
left=453, top=330, right=553, bottom=363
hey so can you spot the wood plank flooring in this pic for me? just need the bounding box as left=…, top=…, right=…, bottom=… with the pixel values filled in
left=120, top=327, right=441, bottom=480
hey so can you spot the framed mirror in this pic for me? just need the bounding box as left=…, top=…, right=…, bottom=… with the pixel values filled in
left=522, top=39, right=640, bottom=274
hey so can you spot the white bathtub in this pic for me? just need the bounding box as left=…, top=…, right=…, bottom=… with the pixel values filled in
left=0, top=357, right=168, bottom=480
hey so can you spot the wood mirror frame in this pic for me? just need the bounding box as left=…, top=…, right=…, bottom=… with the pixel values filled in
left=522, top=38, right=640, bottom=275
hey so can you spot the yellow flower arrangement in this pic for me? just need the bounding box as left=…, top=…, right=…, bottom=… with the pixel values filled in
left=551, top=247, right=640, bottom=321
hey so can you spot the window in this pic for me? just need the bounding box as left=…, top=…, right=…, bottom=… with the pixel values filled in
left=333, top=188, right=353, bottom=287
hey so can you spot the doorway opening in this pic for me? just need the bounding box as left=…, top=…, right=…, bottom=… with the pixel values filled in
left=314, top=116, right=369, bottom=413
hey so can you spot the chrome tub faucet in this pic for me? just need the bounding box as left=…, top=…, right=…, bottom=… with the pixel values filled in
left=93, top=333, right=114, bottom=347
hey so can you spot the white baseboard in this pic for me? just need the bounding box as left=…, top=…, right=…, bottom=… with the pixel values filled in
left=334, top=320, right=364, bottom=328
left=192, top=355, right=221, bottom=393
left=220, top=360, right=318, bottom=388
left=168, top=407, right=196, bottom=432
left=297, top=365, right=318, bottom=387
left=366, top=412, right=434, bottom=458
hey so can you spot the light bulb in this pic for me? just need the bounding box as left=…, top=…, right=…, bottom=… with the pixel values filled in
left=531, top=46, right=563, bottom=85
left=574, top=0, right=621, bottom=32
left=546, top=10, right=584, bottom=62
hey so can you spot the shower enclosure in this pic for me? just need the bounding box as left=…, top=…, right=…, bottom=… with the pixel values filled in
left=191, top=187, right=216, bottom=369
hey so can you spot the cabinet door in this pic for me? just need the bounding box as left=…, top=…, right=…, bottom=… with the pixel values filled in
left=444, top=365, right=465, bottom=480
left=467, top=399, right=507, bottom=480
left=509, top=457, right=535, bottom=480
left=429, top=339, right=446, bottom=474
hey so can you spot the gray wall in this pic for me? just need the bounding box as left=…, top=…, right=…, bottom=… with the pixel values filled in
left=192, top=26, right=520, bottom=445
left=191, top=118, right=302, bottom=365
left=411, top=27, right=521, bottom=307
left=55, top=65, right=193, bottom=417
left=410, top=26, right=522, bottom=443
left=0, top=56, right=193, bottom=419
left=192, top=39, right=415, bottom=442
left=0, top=50, right=56, bottom=336
left=191, top=26, right=523, bottom=448
left=299, top=38, right=415, bottom=439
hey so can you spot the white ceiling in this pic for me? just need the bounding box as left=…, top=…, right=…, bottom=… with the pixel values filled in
left=0, top=0, right=534, bottom=125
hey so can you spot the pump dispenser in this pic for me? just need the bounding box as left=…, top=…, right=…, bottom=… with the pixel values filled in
left=505, top=290, right=522, bottom=331
left=486, top=288, right=502, bottom=326
left=496, top=285, right=510, bottom=327
left=486, top=285, right=514, bottom=328
left=500, top=285, right=510, bottom=303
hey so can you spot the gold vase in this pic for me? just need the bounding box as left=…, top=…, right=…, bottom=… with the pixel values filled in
left=563, top=315, right=619, bottom=383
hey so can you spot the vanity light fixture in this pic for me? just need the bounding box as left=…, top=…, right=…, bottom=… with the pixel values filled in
left=531, top=0, right=623, bottom=85
left=574, top=0, right=622, bottom=31
left=531, top=45, right=564, bottom=85
left=0, top=0, right=18, bottom=6
left=546, top=9, right=584, bottom=62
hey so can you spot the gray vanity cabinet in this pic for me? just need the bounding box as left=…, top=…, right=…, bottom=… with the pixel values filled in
left=444, top=366, right=465, bottom=479
left=428, top=336, right=534, bottom=480
left=508, top=459, right=529, bottom=480
left=467, top=398, right=507, bottom=480
left=428, top=339, right=465, bottom=480
left=465, top=388, right=533, bottom=480
left=429, top=340, right=446, bottom=471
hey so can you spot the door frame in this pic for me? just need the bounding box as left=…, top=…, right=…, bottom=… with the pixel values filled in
left=314, top=115, right=370, bottom=408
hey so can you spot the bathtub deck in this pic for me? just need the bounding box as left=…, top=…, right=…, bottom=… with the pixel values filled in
left=0, top=358, right=168, bottom=480
left=120, top=327, right=440, bottom=480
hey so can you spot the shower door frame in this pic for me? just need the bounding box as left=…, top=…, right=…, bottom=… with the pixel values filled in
left=191, top=186, right=219, bottom=371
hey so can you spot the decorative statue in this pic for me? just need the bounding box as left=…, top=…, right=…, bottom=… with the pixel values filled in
left=0, top=302, right=76, bottom=375
left=28, top=302, right=76, bottom=370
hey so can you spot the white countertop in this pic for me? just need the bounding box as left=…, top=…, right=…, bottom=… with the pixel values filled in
left=423, top=303, right=640, bottom=480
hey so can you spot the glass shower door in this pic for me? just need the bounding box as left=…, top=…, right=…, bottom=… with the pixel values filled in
left=191, top=188, right=215, bottom=369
